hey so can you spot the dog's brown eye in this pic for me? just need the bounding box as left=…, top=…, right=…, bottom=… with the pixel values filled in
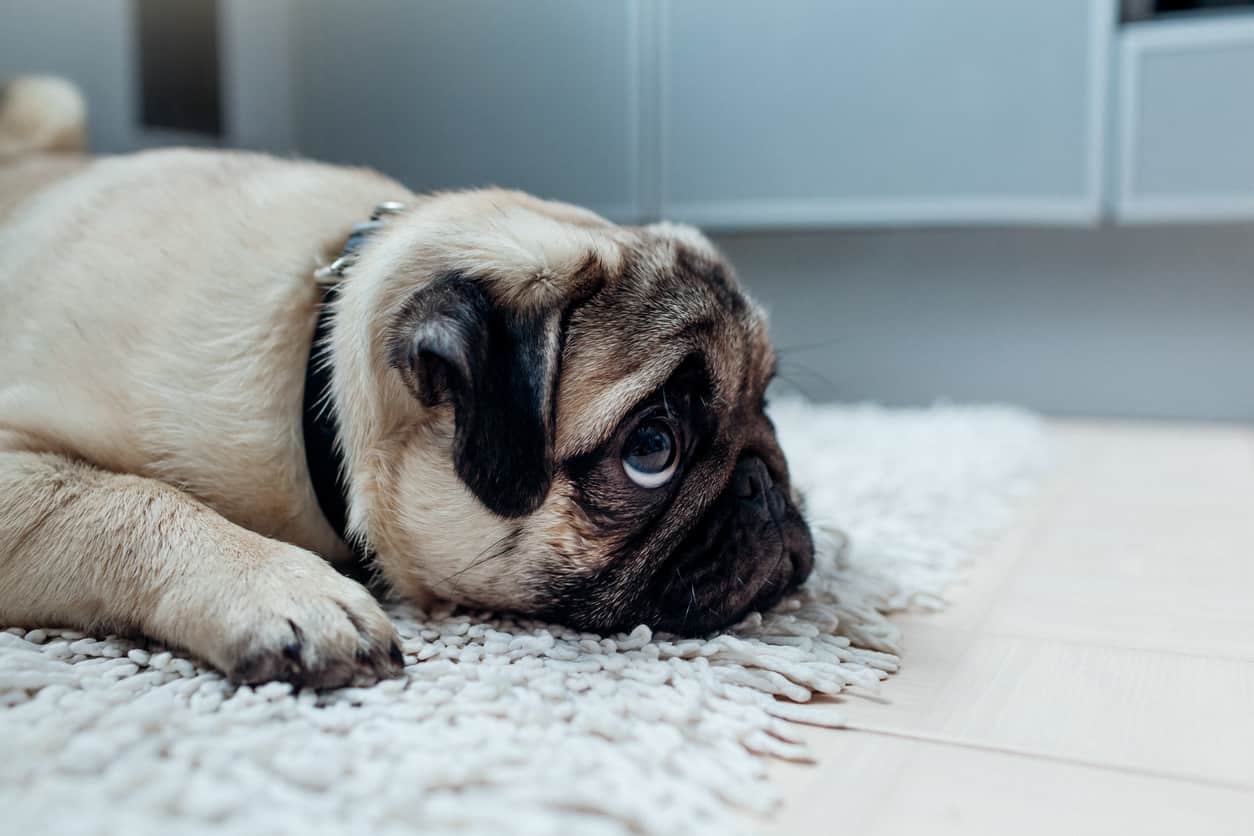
left=622, top=419, right=678, bottom=489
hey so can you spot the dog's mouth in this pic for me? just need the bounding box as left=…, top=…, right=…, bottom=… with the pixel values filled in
left=643, top=454, right=814, bottom=635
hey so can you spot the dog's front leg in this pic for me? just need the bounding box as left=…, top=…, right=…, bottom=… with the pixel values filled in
left=0, top=449, right=402, bottom=687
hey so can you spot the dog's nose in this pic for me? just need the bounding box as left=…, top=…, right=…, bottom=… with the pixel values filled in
left=734, top=454, right=813, bottom=588
left=732, top=455, right=773, bottom=508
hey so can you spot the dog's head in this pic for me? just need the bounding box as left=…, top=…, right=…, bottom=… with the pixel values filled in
left=329, top=189, right=812, bottom=634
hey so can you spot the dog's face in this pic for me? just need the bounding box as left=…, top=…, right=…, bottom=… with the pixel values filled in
left=330, top=190, right=812, bottom=634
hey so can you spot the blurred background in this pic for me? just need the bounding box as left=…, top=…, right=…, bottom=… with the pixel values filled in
left=3, top=0, right=1253, bottom=420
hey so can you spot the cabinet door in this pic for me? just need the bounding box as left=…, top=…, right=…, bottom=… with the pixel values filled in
left=660, top=0, right=1114, bottom=229
left=295, top=0, right=643, bottom=222
left=1116, top=16, right=1254, bottom=223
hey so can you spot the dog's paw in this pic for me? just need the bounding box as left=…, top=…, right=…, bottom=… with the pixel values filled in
left=204, top=547, right=403, bottom=689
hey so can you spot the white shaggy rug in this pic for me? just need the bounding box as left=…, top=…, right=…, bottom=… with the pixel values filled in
left=0, top=401, right=1045, bottom=836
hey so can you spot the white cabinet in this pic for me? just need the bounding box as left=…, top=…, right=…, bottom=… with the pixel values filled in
left=1115, top=15, right=1254, bottom=223
left=659, top=0, right=1115, bottom=229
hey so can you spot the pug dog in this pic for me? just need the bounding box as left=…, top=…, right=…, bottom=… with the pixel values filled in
left=0, top=78, right=813, bottom=688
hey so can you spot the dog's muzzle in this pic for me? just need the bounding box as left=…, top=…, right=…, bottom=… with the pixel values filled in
left=648, top=453, right=814, bottom=634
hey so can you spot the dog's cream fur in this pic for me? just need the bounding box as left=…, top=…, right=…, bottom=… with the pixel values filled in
left=0, top=78, right=795, bottom=684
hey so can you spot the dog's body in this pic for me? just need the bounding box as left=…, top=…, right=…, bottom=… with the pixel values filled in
left=0, top=147, right=412, bottom=683
left=0, top=79, right=813, bottom=687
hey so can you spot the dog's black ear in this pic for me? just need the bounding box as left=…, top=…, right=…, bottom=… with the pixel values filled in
left=390, top=273, right=558, bottom=517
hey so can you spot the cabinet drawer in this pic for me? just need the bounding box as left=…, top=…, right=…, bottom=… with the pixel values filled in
left=1116, top=15, right=1254, bottom=222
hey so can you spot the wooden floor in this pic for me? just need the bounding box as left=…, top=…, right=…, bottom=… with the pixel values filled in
left=761, top=419, right=1254, bottom=835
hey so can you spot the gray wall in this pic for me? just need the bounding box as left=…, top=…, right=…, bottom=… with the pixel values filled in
left=720, top=223, right=1254, bottom=421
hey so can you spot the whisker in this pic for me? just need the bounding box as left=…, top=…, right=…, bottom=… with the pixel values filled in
left=432, top=529, right=518, bottom=591
left=777, top=360, right=841, bottom=400
left=772, top=370, right=817, bottom=401
left=775, top=335, right=847, bottom=355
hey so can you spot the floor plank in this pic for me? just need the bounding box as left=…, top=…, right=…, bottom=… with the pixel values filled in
left=845, top=630, right=1254, bottom=788
left=763, top=732, right=1253, bottom=836
left=761, top=418, right=1254, bottom=831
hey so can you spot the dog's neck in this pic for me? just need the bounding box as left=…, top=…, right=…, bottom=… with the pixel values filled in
left=302, top=201, right=408, bottom=548
left=303, top=287, right=349, bottom=542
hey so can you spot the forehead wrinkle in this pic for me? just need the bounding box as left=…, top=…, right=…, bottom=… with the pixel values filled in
left=555, top=341, right=693, bottom=460
left=555, top=306, right=769, bottom=461
left=553, top=239, right=769, bottom=458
